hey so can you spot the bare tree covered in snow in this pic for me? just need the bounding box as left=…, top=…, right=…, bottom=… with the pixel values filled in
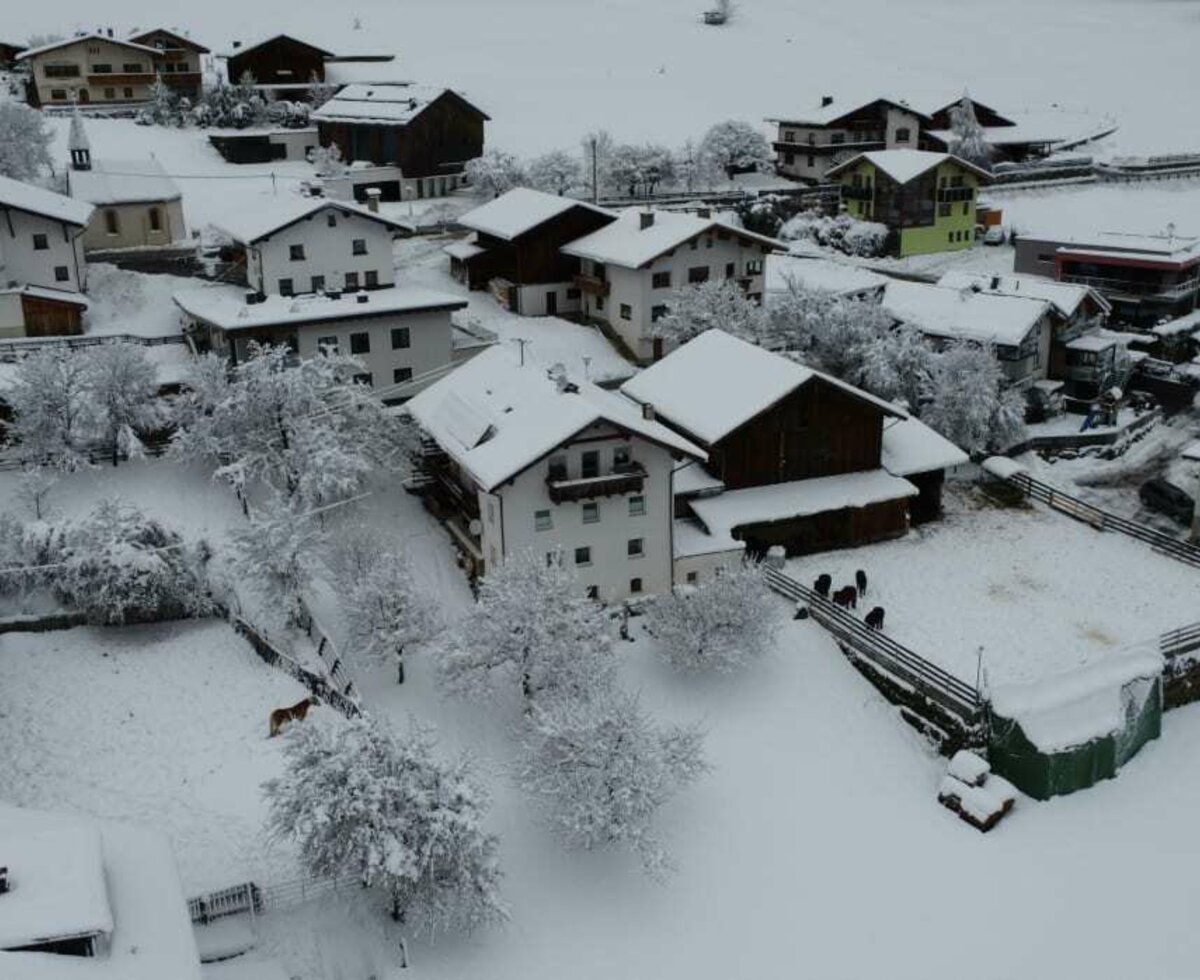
left=264, top=715, right=506, bottom=935
left=698, top=119, right=771, bottom=182
left=32, top=500, right=212, bottom=625
left=921, top=341, right=1025, bottom=452
left=6, top=348, right=92, bottom=467
left=674, top=138, right=702, bottom=194
left=651, top=563, right=777, bottom=673
left=172, top=345, right=405, bottom=508
left=16, top=465, right=57, bottom=520
left=228, top=497, right=324, bottom=626
left=83, top=342, right=163, bottom=466
left=948, top=95, right=992, bottom=169
left=0, top=103, right=53, bottom=182
left=858, top=323, right=937, bottom=412
left=440, top=550, right=614, bottom=707
left=343, top=550, right=443, bottom=683
left=527, top=150, right=581, bottom=196
left=608, top=142, right=676, bottom=197
left=653, top=279, right=768, bottom=347
left=307, top=72, right=338, bottom=110
left=580, top=129, right=615, bottom=200
left=516, top=688, right=708, bottom=875
left=465, top=150, right=528, bottom=198
left=765, top=283, right=894, bottom=380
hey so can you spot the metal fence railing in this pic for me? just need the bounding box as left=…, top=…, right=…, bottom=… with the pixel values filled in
left=1162, top=622, right=1200, bottom=660
left=763, top=566, right=981, bottom=725
left=1004, top=471, right=1200, bottom=570
left=0, top=334, right=185, bottom=360
left=188, top=871, right=362, bottom=924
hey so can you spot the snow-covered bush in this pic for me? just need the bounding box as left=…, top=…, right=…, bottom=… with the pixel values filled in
left=439, top=550, right=614, bottom=707
left=35, top=501, right=211, bottom=624
left=921, top=341, right=1025, bottom=453
left=698, top=119, right=771, bottom=181
left=780, top=210, right=890, bottom=257
left=765, top=283, right=894, bottom=380
left=516, top=688, right=708, bottom=875
left=527, top=149, right=581, bottom=196
left=264, top=715, right=506, bottom=934
left=172, top=344, right=406, bottom=508
left=6, top=347, right=92, bottom=467
left=465, top=150, right=528, bottom=198
left=343, top=550, right=442, bottom=682
left=651, top=563, right=777, bottom=673
left=948, top=95, right=993, bottom=169
left=82, top=343, right=164, bottom=465
left=0, top=513, right=30, bottom=597
left=653, top=278, right=768, bottom=347
left=228, top=497, right=323, bottom=627
left=0, top=102, right=53, bottom=181
left=858, top=323, right=937, bottom=412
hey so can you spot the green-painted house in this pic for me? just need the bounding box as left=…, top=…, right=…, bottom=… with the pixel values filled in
left=827, top=150, right=991, bottom=258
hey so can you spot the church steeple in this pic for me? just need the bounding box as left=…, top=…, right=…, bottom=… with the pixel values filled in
left=68, top=107, right=91, bottom=172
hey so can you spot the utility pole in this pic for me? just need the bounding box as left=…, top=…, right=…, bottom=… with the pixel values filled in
left=514, top=337, right=530, bottom=366
left=590, top=136, right=599, bottom=205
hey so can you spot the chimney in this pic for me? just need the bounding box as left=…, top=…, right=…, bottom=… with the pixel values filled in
left=232, top=40, right=242, bottom=49
left=639, top=210, right=655, bottom=231
left=821, top=95, right=834, bottom=108
left=244, top=289, right=263, bottom=305
left=0, top=867, right=8, bottom=895
left=641, top=402, right=655, bottom=421
left=990, top=275, right=1001, bottom=290
left=365, top=187, right=381, bottom=213
left=697, top=207, right=711, bottom=219
left=356, top=292, right=369, bottom=303
left=106, top=27, right=113, bottom=38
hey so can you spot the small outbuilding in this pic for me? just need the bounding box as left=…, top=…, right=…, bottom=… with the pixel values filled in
left=988, top=652, right=1163, bottom=800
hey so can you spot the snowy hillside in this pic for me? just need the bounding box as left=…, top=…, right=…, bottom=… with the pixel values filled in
left=15, top=0, right=1200, bottom=156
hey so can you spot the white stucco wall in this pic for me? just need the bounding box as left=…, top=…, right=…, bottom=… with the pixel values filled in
left=249, top=206, right=396, bottom=296
left=513, top=280, right=582, bottom=317
left=580, top=232, right=769, bottom=362
left=673, top=549, right=743, bottom=586
left=27, top=38, right=160, bottom=106
left=478, top=422, right=680, bottom=602
left=0, top=210, right=87, bottom=293
left=0, top=292, right=26, bottom=337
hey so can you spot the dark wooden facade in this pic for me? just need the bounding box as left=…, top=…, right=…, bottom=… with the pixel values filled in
left=740, top=498, right=909, bottom=557
left=926, top=99, right=1013, bottom=131
left=20, top=294, right=86, bottom=337
left=907, top=470, right=945, bottom=525
left=465, top=206, right=616, bottom=290
left=0, top=41, right=25, bottom=68
left=317, top=92, right=487, bottom=177
left=708, top=378, right=887, bottom=491
left=227, top=35, right=330, bottom=87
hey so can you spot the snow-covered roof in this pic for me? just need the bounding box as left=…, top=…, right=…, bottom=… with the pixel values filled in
left=443, top=238, right=486, bottom=261
left=202, top=958, right=291, bottom=980
left=322, top=59, right=408, bottom=87
left=0, top=824, right=111, bottom=951
left=210, top=197, right=408, bottom=244
left=562, top=209, right=782, bottom=270
left=16, top=33, right=160, bottom=60
left=0, top=175, right=94, bottom=228
left=0, top=285, right=90, bottom=310
left=827, top=149, right=991, bottom=185
left=673, top=459, right=725, bottom=496
left=937, top=270, right=1111, bottom=318
left=768, top=96, right=931, bottom=128
left=406, top=345, right=704, bottom=492
left=765, top=254, right=888, bottom=298
left=459, top=188, right=615, bottom=242
left=174, top=284, right=466, bottom=331
left=673, top=517, right=744, bottom=559
left=1182, top=441, right=1200, bottom=462
left=1065, top=332, right=1118, bottom=353
left=880, top=417, right=968, bottom=476
left=990, top=651, right=1163, bottom=753
left=127, top=28, right=210, bottom=53
left=0, top=805, right=201, bottom=980
left=690, top=469, right=918, bottom=540
left=221, top=33, right=334, bottom=59
left=1022, top=228, right=1200, bottom=262
left=311, top=84, right=487, bottom=126
left=1151, top=309, right=1200, bottom=337
left=981, top=456, right=1026, bottom=481
left=68, top=158, right=181, bottom=207
left=927, top=107, right=1096, bottom=148
left=880, top=280, right=1050, bottom=347
left=620, top=329, right=903, bottom=446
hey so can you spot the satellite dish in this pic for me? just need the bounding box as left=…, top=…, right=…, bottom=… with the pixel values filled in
left=468, top=519, right=483, bottom=536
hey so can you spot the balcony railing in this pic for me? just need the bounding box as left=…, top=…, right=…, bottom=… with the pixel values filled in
left=573, top=274, right=610, bottom=297
left=547, top=462, right=645, bottom=503
left=1060, top=272, right=1200, bottom=301
left=841, top=185, right=874, bottom=201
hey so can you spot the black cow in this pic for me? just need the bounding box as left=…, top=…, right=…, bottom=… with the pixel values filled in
left=865, top=606, right=885, bottom=630
left=813, top=573, right=832, bottom=597
left=832, top=585, right=857, bottom=609
left=855, top=569, right=868, bottom=596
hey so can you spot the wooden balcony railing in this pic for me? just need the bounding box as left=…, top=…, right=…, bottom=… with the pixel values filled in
left=547, top=463, right=645, bottom=503
left=573, top=274, right=611, bottom=297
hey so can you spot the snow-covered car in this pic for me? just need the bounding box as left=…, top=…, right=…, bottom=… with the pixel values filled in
left=983, top=227, right=1005, bottom=246
left=1139, top=478, right=1195, bottom=526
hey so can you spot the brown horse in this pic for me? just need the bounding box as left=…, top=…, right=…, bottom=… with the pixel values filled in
left=269, top=697, right=316, bottom=737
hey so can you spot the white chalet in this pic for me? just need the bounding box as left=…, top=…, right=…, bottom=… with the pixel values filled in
left=879, top=279, right=1054, bottom=388
left=212, top=197, right=407, bottom=298
left=407, top=346, right=705, bottom=600
left=0, top=175, right=94, bottom=338
left=561, top=209, right=781, bottom=363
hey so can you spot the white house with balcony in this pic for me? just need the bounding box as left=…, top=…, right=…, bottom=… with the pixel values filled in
left=879, top=279, right=1054, bottom=388
left=560, top=208, right=781, bottom=363
left=0, top=175, right=93, bottom=338
left=211, top=196, right=408, bottom=298
left=406, top=345, right=705, bottom=601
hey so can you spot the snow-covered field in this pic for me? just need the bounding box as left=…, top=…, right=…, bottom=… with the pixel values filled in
left=0, top=619, right=318, bottom=892
left=788, top=484, right=1199, bottom=686
left=991, top=177, right=1200, bottom=238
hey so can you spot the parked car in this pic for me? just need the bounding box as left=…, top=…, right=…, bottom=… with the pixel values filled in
left=983, top=226, right=1005, bottom=246
left=1139, top=478, right=1195, bottom=526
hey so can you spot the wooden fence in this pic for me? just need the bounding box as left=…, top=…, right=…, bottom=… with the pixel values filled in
left=189, top=872, right=361, bottom=924
left=763, top=566, right=981, bottom=726
left=0, top=334, right=185, bottom=360
left=1161, top=621, right=1200, bottom=660
left=1004, top=471, right=1200, bottom=569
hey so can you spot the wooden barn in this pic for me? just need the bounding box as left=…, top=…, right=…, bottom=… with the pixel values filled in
left=312, top=84, right=488, bottom=181
left=620, top=330, right=966, bottom=575
left=224, top=33, right=332, bottom=94
left=449, top=188, right=617, bottom=315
